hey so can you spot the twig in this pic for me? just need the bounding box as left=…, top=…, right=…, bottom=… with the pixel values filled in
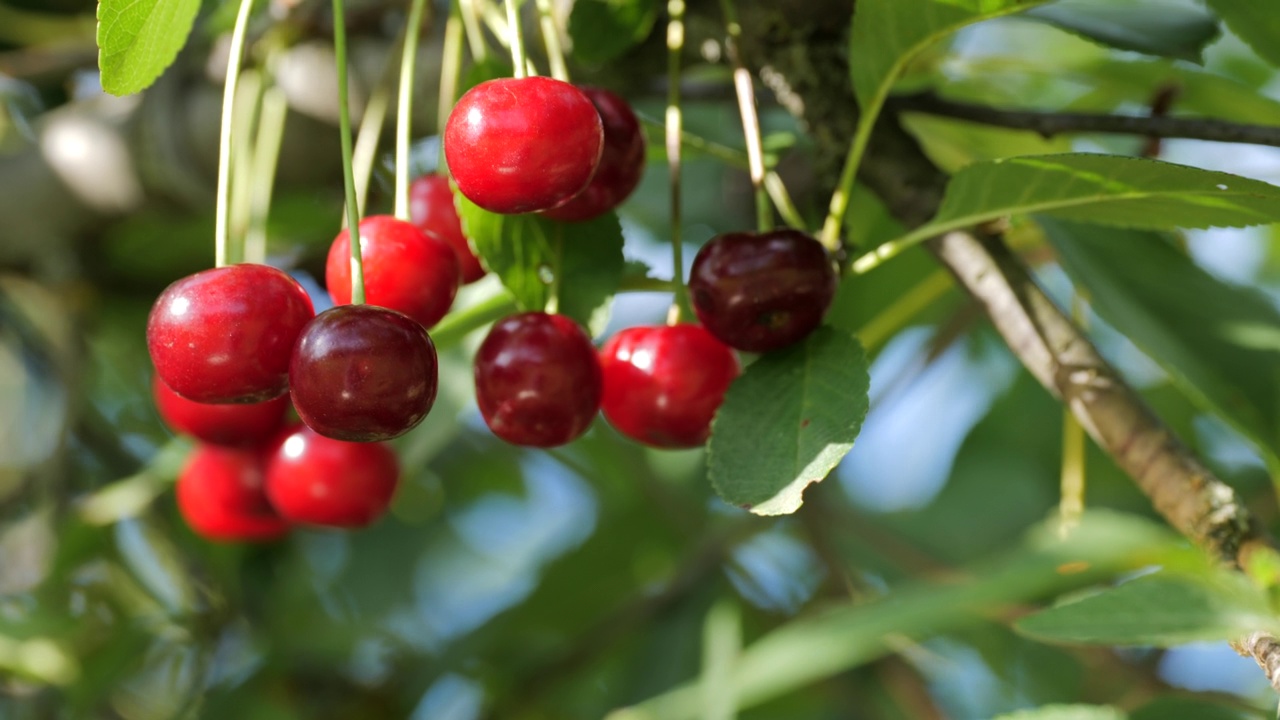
left=890, top=91, right=1280, bottom=149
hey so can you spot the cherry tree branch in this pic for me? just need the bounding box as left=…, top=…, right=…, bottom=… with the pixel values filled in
left=890, top=91, right=1280, bottom=149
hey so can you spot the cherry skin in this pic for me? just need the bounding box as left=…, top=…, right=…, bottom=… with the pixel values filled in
left=599, top=325, right=740, bottom=448
left=152, top=375, right=289, bottom=447
left=147, top=264, right=315, bottom=403
left=175, top=443, right=289, bottom=542
left=290, top=304, right=438, bottom=442
left=264, top=424, right=399, bottom=529
left=542, top=87, right=646, bottom=222
left=445, top=77, right=604, bottom=214
left=688, top=230, right=838, bottom=353
left=326, top=214, right=460, bottom=329
left=474, top=312, right=602, bottom=447
left=409, top=174, right=486, bottom=284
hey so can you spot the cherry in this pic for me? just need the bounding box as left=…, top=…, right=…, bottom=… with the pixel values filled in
left=474, top=312, right=602, bottom=447
left=152, top=375, right=289, bottom=447
left=289, top=304, right=438, bottom=442
left=444, top=77, right=604, bottom=214
left=147, top=264, right=315, bottom=403
left=175, top=443, right=289, bottom=542
left=542, top=87, right=646, bottom=222
left=409, top=174, right=487, bottom=284
left=599, top=324, right=740, bottom=448
left=264, top=424, right=399, bottom=529
left=326, top=214, right=460, bottom=329
left=688, top=230, right=838, bottom=353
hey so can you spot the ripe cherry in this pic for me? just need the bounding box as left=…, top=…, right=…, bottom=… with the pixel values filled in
left=600, top=325, right=740, bottom=448
left=264, top=424, right=399, bottom=529
left=290, top=304, right=438, bottom=442
left=175, top=443, right=289, bottom=542
left=326, top=214, right=460, bottom=329
left=152, top=375, right=289, bottom=447
left=474, top=312, right=602, bottom=447
left=542, top=87, right=646, bottom=222
left=147, top=264, right=315, bottom=403
left=688, top=230, right=838, bottom=353
left=445, top=77, right=604, bottom=214
left=409, top=174, right=486, bottom=284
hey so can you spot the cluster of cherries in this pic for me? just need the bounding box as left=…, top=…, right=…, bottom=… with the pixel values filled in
left=145, top=75, right=838, bottom=543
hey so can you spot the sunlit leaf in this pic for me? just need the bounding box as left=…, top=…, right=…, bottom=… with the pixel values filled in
left=1024, top=0, right=1219, bottom=63
left=96, top=0, right=201, bottom=96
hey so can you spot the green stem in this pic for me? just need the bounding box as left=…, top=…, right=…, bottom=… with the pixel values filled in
left=506, top=0, right=527, bottom=78
left=430, top=290, right=518, bottom=349
left=718, top=0, right=770, bottom=233
left=332, top=0, right=365, bottom=304
left=534, top=0, right=568, bottom=81
left=818, top=110, right=878, bottom=251
left=245, top=85, right=287, bottom=265
left=665, top=0, right=689, bottom=324
left=459, top=0, right=488, bottom=60
left=1059, top=294, right=1089, bottom=536
left=439, top=8, right=465, bottom=173
left=547, top=225, right=564, bottom=315
left=853, top=269, right=952, bottom=352
left=229, top=70, right=264, bottom=264
left=215, top=0, right=257, bottom=267
left=395, top=0, right=430, bottom=220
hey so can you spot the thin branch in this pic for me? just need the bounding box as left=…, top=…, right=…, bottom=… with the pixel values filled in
left=891, top=91, right=1280, bottom=149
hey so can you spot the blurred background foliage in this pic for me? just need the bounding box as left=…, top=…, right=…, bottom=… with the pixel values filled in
left=4, top=0, right=1280, bottom=718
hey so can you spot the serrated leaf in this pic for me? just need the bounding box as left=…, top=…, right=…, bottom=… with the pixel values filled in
left=1016, top=571, right=1276, bottom=646
left=708, top=328, right=869, bottom=516
left=922, top=154, right=1280, bottom=240
left=456, top=197, right=624, bottom=335
left=1204, top=0, right=1280, bottom=68
left=993, top=706, right=1127, bottom=720
left=1023, top=0, right=1219, bottom=63
left=849, top=0, right=1051, bottom=111
left=96, top=0, right=201, bottom=96
left=1043, top=220, right=1280, bottom=469
left=569, top=0, right=657, bottom=66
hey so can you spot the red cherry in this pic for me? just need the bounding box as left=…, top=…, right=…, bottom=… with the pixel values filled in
left=474, top=312, right=602, bottom=447
left=409, top=174, right=487, bottom=284
left=175, top=443, right=289, bottom=542
left=541, top=87, right=646, bottom=222
left=289, top=304, right=439, bottom=442
left=152, top=375, right=288, bottom=447
left=264, top=424, right=399, bottom=529
left=147, top=264, right=315, bottom=403
left=444, top=77, right=604, bottom=214
left=688, top=230, right=838, bottom=353
left=600, top=325, right=740, bottom=448
left=326, top=214, right=460, bottom=329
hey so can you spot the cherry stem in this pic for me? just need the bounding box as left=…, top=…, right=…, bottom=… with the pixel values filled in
left=439, top=8, right=464, bottom=173
left=229, top=70, right=262, bottom=265
left=1059, top=294, right=1089, bottom=537
left=394, top=0, right=429, bottom=221
left=214, top=0, right=256, bottom=268
left=348, top=29, right=409, bottom=225
left=245, top=84, right=287, bottom=265
left=718, top=0, right=770, bottom=232
left=534, top=0, right=568, bottom=82
left=506, top=0, right=527, bottom=79
left=332, top=0, right=365, bottom=304
left=665, top=0, right=689, bottom=324
left=459, top=0, right=487, bottom=61
left=547, top=225, right=563, bottom=315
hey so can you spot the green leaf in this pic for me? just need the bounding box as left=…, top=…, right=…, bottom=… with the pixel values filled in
left=993, top=706, right=1127, bottom=720
left=569, top=0, right=657, bottom=67
left=1132, top=697, right=1252, bottom=720
left=1016, top=571, right=1276, bottom=646
left=96, top=0, right=201, bottom=96
left=609, top=512, right=1183, bottom=720
left=1024, top=0, right=1220, bottom=63
left=1204, top=0, right=1280, bottom=68
left=925, top=154, right=1280, bottom=238
left=849, top=0, right=1051, bottom=111
left=1044, top=220, right=1280, bottom=469
left=708, top=328, right=870, bottom=516
left=456, top=197, right=624, bottom=335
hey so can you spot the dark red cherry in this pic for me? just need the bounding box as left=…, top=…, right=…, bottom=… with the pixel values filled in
left=444, top=77, right=604, bottom=214
left=264, top=424, right=399, bottom=529
left=175, top=443, right=289, bottom=542
left=147, top=264, right=315, bottom=403
left=289, top=304, right=438, bottom=442
left=599, top=325, right=740, bottom=448
left=688, top=230, right=838, bottom=353
left=409, top=174, right=487, bottom=284
left=474, top=312, right=602, bottom=447
left=541, top=87, right=646, bottom=222
left=152, top=375, right=288, bottom=447
left=326, top=214, right=460, bottom=329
